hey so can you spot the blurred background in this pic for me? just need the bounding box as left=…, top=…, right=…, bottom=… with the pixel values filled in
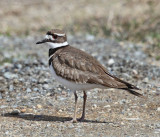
left=0, top=0, right=160, bottom=49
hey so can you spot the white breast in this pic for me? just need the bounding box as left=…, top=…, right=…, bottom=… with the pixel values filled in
left=49, top=63, right=105, bottom=91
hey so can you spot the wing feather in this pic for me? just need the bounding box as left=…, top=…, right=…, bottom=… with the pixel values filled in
left=51, top=46, right=142, bottom=97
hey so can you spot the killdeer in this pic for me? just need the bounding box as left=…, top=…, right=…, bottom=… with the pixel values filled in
left=36, top=29, right=142, bottom=122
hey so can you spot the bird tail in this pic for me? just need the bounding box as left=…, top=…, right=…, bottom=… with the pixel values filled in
left=117, top=80, right=143, bottom=97
left=120, top=88, right=143, bottom=97
left=110, top=74, right=143, bottom=97
left=99, top=65, right=143, bottom=97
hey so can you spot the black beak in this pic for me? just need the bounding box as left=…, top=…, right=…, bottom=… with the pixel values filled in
left=36, top=39, right=48, bottom=44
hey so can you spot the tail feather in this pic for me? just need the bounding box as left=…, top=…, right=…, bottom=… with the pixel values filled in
left=101, top=67, right=143, bottom=97
left=121, top=88, right=143, bottom=97
left=121, top=81, right=140, bottom=90
left=113, top=76, right=143, bottom=97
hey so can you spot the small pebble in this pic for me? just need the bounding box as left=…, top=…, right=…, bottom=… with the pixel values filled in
left=5, top=131, right=9, bottom=135
left=142, top=104, right=148, bottom=108
left=28, top=109, right=33, bottom=112
left=128, top=113, right=132, bottom=116
left=46, top=100, right=54, bottom=106
left=124, top=117, right=140, bottom=121
left=104, top=105, right=111, bottom=108
left=9, top=85, right=14, bottom=92
left=92, top=104, right=97, bottom=109
left=114, top=102, right=118, bottom=105
left=132, top=69, right=138, bottom=75
left=26, top=88, right=32, bottom=93
left=31, top=78, right=37, bottom=83
left=58, top=109, right=63, bottom=113
left=33, top=88, right=39, bottom=92
left=47, top=123, right=51, bottom=127
left=150, top=90, right=156, bottom=93
left=143, top=77, right=149, bottom=83
left=0, top=93, right=2, bottom=99
left=119, top=99, right=126, bottom=104
left=121, top=122, right=125, bottom=125
left=13, top=79, right=19, bottom=84
left=37, top=104, right=42, bottom=109
left=108, top=58, right=115, bottom=65
left=4, top=72, right=18, bottom=79
left=19, top=78, right=24, bottom=82
left=20, top=108, right=26, bottom=113
left=0, top=105, right=8, bottom=109
left=11, top=109, right=20, bottom=115
left=157, top=107, right=160, bottom=111
left=43, top=84, right=49, bottom=90
left=15, top=64, right=22, bottom=69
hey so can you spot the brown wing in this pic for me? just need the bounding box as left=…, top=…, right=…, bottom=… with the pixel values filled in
left=52, top=47, right=127, bottom=87
left=52, top=48, right=103, bottom=84
left=52, top=46, right=142, bottom=97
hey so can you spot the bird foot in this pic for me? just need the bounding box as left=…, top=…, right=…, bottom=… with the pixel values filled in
left=72, top=119, right=78, bottom=123
left=65, top=117, right=85, bottom=123
left=77, top=117, right=85, bottom=122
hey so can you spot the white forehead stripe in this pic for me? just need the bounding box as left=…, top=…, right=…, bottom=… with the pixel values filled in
left=54, top=33, right=65, bottom=36
left=45, top=35, right=54, bottom=40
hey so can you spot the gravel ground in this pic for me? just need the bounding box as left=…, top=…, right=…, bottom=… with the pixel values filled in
left=0, top=35, right=160, bottom=136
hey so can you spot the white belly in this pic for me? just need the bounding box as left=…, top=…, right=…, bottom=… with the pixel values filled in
left=49, top=63, right=105, bottom=91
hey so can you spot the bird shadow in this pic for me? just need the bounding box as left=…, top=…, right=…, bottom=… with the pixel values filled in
left=1, top=113, right=110, bottom=124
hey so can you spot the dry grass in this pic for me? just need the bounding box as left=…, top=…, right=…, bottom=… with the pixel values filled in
left=0, top=0, right=160, bottom=47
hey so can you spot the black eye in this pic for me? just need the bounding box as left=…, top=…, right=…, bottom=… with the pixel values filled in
left=53, top=34, right=57, bottom=39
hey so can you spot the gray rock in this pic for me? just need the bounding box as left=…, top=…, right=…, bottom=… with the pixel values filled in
left=15, top=64, right=22, bottom=69
left=43, top=84, right=49, bottom=90
left=9, top=85, right=14, bottom=92
left=31, top=78, right=38, bottom=83
left=0, top=105, right=8, bottom=109
left=19, top=78, right=25, bottom=82
left=26, top=88, right=32, bottom=93
left=33, top=88, right=39, bottom=92
left=0, top=92, right=2, bottom=99
left=119, top=99, right=127, bottom=104
left=123, top=73, right=132, bottom=79
left=4, top=72, right=18, bottom=79
left=46, top=100, right=54, bottom=106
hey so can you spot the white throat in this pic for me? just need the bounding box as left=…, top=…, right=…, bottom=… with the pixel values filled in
left=47, top=41, right=68, bottom=49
